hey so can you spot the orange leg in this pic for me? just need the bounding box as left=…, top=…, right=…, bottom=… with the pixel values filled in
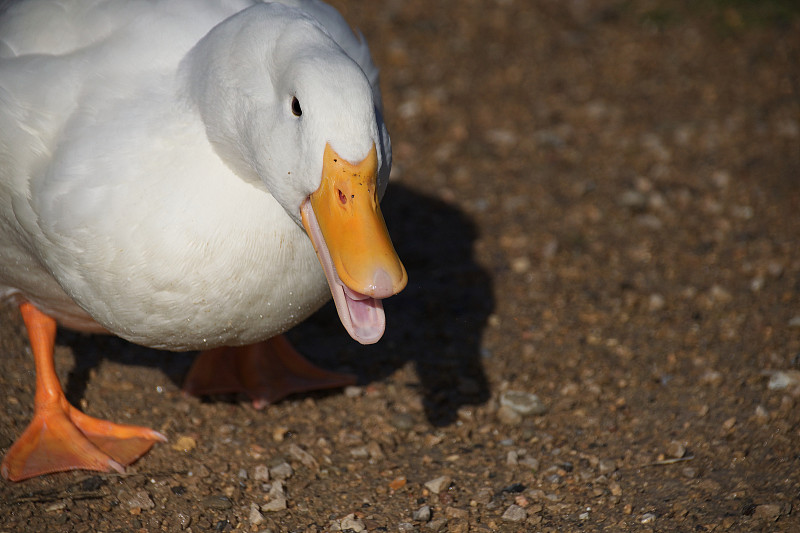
left=183, top=335, right=356, bottom=409
left=1, top=302, right=166, bottom=482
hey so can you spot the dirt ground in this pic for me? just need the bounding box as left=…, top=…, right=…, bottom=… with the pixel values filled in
left=2, top=0, right=799, bottom=531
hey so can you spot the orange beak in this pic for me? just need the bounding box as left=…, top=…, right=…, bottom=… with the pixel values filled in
left=301, top=142, right=407, bottom=344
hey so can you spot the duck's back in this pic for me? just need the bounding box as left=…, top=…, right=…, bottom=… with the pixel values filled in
left=0, top=0, right=249, bottom=57
left=0, top=0, right=250, bottom=180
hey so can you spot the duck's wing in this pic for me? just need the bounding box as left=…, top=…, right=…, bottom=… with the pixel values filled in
left=0, top=0, right=150, bottom=57
left=0, top=0, right=253, bottom=58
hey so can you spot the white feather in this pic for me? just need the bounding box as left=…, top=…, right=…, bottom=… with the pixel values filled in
left=0, top=0, right=391, bottom=350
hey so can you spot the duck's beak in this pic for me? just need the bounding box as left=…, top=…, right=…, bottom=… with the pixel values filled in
left=301, top=142, right=407, bottom=344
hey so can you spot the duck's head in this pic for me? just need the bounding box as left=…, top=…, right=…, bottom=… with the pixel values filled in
left=183, top=3, right=407, bottom=344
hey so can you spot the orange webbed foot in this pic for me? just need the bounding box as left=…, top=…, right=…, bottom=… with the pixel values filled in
left=183, top=334, right=356, bottom=409
left=2, top=398, right=166, bottom=481
left=1, top=302, right=166, bottom=482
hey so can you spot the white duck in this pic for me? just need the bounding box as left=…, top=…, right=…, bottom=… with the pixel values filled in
left=0, top=0, right=406, bottom=481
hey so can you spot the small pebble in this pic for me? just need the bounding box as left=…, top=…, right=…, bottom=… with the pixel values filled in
left=519, top=456, right=539, bottom=470
left=542, top=238, right=558, bottom=259
left=502, top=504, right=527, bottom=522
left=448, top=520, right=469, bottom=533
left=261, top=497, right=287, bottom=512
left=425, top=518, right=448, bottom=531
left=767, top=262, right=782, bottom=277
left=340, top=513, right=366, bottom=532
left=598, top=459, right=616, bottom=474
left=721, top=417, right=737, bottom=432
left=350, top=445, right=370, bottom=458
left=619, top=190, right=647, bottom=208
left=413, top=505, right=432, bottom=522
left=456, top=406, right=474, bottom=421
left=767, top=370, right=800, bottom=390
left=496, top=405, right=522, bottom=426
left=269, top=480, right=285, bottom=498
left=389, top=476, right=407, bottom=490
left=753, top=504, right=781, bottom=521
left=248, top=503, right=264, bottom=525
left=445, top=506, right=468, bottom=519
left=269, top=461, right=293, bottom=480
left=754, top=405, right=769, bottom=422
left=397, top=522, right=416, bottom=532
left=367, top=440, right=385, bottom=460
left=640, top=512, right=656, bottom=524
left=472, top=487, right=493, bottom=505
left=510, top=256, right=531, bottom=273
left=174, top=512, right=191, bottom=529
left=636, top=213, right=663, bottom=230
left=486, top=128, right=517, bottom=148
left=648, top=293, right=666, bottom=311
left=500, top=390, right=547, bottom=416
left=545, top=473, right=563, bottom=484
left=272, top=426, right=289, bottom=442
left=201, top=495, right=232, bottom=511
left=44, top=499, right=69, bottom=512
left=666, top=440, right=687, bottom=459
left=119, top=489, right=155, bottom=512
left=253, top=464, right=270, bottom=482
left=289, top=443, right=319, bottom=470
left=711, top=170, right=730, bottom=188
left=682, top=467, right=697, bottom=478
left=344, top=385, right=363, bottom=397
left=171, top=435, right=197, bottom=452
left=391, top=412, right=416, bottom=431
left=424, top=475, right=452, bottom=494
left=708, top=285, right=732, bottom=304
left=700, top=370, right=723, bottom=387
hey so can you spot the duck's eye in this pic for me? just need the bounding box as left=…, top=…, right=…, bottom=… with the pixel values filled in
left=291, top=96, right=302, bottom=117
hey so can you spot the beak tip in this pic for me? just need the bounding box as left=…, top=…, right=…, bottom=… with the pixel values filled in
left=371, top=267, right=395, bottom=298
left=362, top=265, right=406, bottom=299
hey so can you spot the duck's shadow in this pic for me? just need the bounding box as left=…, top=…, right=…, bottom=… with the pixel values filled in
left=60, top=184, right=493, bottom=427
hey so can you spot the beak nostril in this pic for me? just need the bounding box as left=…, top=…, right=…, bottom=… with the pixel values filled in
left=338, top=189, right=347, bottom=205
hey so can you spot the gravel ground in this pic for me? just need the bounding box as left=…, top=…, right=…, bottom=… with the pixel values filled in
left=2, top=1, right=799, bottom=531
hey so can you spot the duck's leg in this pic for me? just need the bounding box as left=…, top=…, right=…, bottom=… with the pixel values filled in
left=1, top=302, right=166, bottom=482
left=182, top=335, right=356, bottom=409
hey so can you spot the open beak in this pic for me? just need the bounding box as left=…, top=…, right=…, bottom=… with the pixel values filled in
left=301, top=142, right=407, bottom=344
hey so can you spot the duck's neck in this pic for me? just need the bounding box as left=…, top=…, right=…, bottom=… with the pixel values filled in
left=178, top=10, right=269, bottom=188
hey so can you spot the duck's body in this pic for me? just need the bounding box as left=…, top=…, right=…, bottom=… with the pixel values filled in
left=0, top=0, right=393, bottom=348
left=1, top=52, right=325, bottom=347
left=0, top=0, right=406, bottom=481
left=1, top=43, right=327, bottom=347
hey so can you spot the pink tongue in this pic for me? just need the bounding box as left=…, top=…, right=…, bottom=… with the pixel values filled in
left=301, top=201, right=386, bottom=345
left=343, top=292, right=385, bottom=343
